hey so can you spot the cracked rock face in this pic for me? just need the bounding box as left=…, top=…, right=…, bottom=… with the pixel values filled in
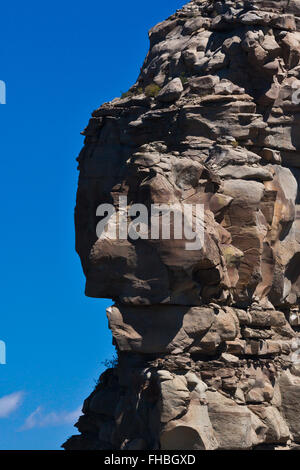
left=63, top=0, right=300, bottom=450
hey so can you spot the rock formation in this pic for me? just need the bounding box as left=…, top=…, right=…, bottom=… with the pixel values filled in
left=63, top=0, right=300, bottom=450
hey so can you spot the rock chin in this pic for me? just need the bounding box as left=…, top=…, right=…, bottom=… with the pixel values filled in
left=63, top=0, right=300, bottom=451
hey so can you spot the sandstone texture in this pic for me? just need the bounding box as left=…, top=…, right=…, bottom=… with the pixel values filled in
left=63, top=0, right=300, bottom=451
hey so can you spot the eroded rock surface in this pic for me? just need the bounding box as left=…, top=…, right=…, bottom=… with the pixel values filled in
left=63, top=0, right=300, bottom=450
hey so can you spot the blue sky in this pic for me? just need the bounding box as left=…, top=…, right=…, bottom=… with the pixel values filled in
left=0, top=0, right=186, bottom=450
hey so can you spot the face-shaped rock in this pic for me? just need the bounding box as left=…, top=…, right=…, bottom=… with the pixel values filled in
left=66, top=1, right=300, bottom=453
left=75, top=0, right=300, bottom=310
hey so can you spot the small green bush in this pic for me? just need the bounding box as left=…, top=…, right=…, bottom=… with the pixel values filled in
left=121, top=90, right=134, bottom=99
left=179, top=72, right=188, bottom=85
left=121, top=87, right=145, bottom=99
left=101, top=354, right=118, bottom=369
left=144, top=83, right=161, bottom=98
left=231, top=140, right=239, bottom=148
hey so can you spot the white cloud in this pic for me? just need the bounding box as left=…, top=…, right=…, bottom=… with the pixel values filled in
left=0, top=391, right=24, bottom=418
left=21, top=405, right=81, bottom=430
